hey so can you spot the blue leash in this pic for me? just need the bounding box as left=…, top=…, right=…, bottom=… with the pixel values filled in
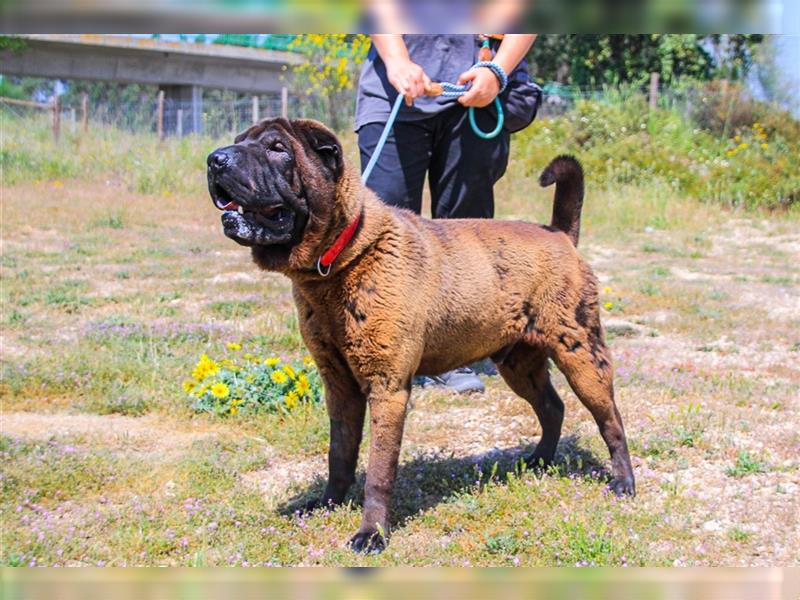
left=361, top=93, right=405, bottom=184
left=362, top=59, right=508, bottom=185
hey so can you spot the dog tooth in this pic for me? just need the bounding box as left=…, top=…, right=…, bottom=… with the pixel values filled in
left=238, top=205, right=244, bottom=215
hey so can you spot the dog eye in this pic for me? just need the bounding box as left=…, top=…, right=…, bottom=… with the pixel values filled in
left=269, top=141, right=288, bottom=153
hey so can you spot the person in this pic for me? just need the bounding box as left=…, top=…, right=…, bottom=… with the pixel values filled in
left=355, top=33, right=537, bottom=393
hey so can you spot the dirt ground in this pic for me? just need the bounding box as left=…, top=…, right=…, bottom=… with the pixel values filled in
left=1, top=180, right=798, bottom=566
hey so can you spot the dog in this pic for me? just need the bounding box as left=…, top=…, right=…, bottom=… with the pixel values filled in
left=207, top=118, right=635, bottom=553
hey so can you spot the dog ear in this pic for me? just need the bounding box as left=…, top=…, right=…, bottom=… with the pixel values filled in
left=293, top=119, right=344, bottom=181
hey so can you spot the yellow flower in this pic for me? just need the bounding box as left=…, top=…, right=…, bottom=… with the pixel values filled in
left=603, top=301, right=614, bottom=310
left=182, top=380, right=196, bottom=393
left=264, top=357, right=280, bottom=367
left=226, top=342, right=242, bottom=351
left=192, top=354, right=219, bottom=381
left=734, top=134, right=741, bottom=142
left=726, top=150, right=736, bottom=157
left=283, top=364, right=296, bottom=380
left=220, top=359, right=238, bottom=371
left=295, top=376, right=310, bottom=397
left=210, top=382, right=229, bottom=399
left=302, top=355, right=315, bottom=367
left=271, top=370, right=288, bottom=384
left=230, top=407, right=238, bottom=416
left=602, top=286, right=612, bottom=294
left=284, top=391, right=299, bottom=409
left=245, top=374, right=255, bottom=383
left=738, top=143, right=748, bottom=150
left=761, top=143, right=768, bottom=150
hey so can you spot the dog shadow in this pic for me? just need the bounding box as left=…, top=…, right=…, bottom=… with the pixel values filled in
left=277, top=435, right=609, bottom=527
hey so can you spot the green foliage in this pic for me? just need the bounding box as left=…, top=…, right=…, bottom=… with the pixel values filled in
left=725, top=451, right=768, bottom=477
left=529, top=35, right=764, bottom=86
left=514, top=83, right=800, bottom=209
left=43, top=280, right=92, bottom=313
left=207, top=300, right=259, bottom=319
left=186, top=346, right=323, bottom=416
left=727, top=527, right=753, bottom=542
left=0, top=35, right=27, bottom=51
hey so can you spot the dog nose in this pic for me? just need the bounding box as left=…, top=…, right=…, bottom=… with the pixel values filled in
left=207, top=148, right=233, bottom=172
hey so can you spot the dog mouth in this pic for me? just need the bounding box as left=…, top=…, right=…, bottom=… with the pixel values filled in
left=210, top=181, right=296, bottom=247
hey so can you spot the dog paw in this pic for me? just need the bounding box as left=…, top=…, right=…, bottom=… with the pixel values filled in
left=347, top=529, right=386, bottom=554
left=299, top=496, right=338, bottom=515
left=608, top=476, right=636, bottom=497
left=524, top=453, right=555, bottom=472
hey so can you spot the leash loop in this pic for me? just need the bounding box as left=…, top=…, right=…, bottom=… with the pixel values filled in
left=468, top=97, right=504, bottom=139
left=433, top=60, right=507, bottom=140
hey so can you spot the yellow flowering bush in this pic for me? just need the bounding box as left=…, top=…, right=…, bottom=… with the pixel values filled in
left=288, top=34, right=370, bottom=131
left=184, top=344, right=322, bottom=416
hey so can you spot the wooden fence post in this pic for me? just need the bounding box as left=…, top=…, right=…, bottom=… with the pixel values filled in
left=252, top=95, right=259, bottom=124
left=156, top=90, right=165, bottom=141
left=176, top=108, right=183, bottom=137
left=281, top=87, right=288, bottom=119
left=649, top=72, right=659, bottom=110
left=81, top=93, right=88, bottom=133
left=51, top=95, right=60, bottom=142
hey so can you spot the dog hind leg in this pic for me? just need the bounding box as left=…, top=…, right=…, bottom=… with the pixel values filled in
left=551, top=332, right=635, bottom=496
left=496, top=344, right=565, bottom=469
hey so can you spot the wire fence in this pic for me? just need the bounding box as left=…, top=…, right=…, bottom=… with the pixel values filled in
left=0, top=81, right=769, bottom=140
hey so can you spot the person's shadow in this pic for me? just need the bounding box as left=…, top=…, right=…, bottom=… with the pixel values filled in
left=278, top=435, right=608, bottom=527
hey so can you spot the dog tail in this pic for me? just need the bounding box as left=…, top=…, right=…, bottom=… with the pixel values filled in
left=539, top=155, right=584, bottom=247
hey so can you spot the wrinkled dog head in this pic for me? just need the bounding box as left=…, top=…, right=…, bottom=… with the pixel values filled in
left=207, top=118, right=345, bottom=270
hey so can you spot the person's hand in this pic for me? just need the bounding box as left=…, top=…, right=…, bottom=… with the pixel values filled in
left=385, top=58, right=432, bottom=107
left=456, top=67, right=501, bottom=108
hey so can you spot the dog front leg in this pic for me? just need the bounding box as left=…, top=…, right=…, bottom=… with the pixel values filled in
left=348, top=387, right=409, bottom=554
left=321, top=399, right=366, bottom=508
left=306, top=353, right=367, bottom=511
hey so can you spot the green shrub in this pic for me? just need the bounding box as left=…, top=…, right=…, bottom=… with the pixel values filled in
left=515, top=87, right=800, bottom=210
left=185, top=344, right=323, bottom=416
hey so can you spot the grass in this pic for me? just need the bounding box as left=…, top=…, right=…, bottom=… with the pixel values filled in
left=0, top=427, right=685, bottom=567
left=725, top=451, right=769, bottom=478
left=1, top=114, right=799, bottom=567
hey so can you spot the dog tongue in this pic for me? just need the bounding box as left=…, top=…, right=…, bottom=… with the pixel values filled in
left=221, top=201, right=239, bottom=211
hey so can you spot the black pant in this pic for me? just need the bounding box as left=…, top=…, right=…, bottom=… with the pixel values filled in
left=358, top=105, right=510, bottom=219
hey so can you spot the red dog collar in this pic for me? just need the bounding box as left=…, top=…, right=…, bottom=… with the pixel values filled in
left=316, top=213, right=361, bottom=277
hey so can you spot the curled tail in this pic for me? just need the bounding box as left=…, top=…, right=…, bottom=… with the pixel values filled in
left=539, top=155, right=584, bottom=247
